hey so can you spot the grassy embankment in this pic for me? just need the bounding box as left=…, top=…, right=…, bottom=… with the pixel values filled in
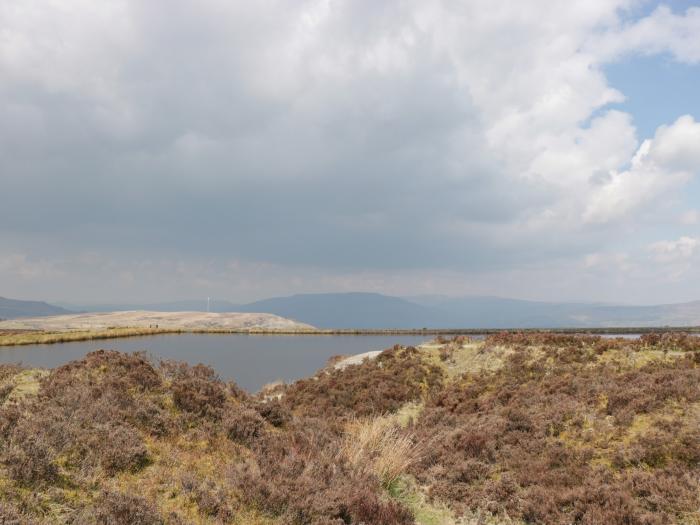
left=0, top=327, right=182, bottom=346
left=1, top=332, right=699, bottom=524
left=2, top=325, right=700, bottom=347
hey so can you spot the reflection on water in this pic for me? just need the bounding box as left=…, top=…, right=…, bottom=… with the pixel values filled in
left=0, top=334, right=430, bottom=392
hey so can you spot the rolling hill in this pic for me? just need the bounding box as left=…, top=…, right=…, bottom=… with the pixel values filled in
left=237, top=292, right=444, bottom=328
left=51, top=293, right=700, bottom=329
left=0, top=296, right=71, bottom=320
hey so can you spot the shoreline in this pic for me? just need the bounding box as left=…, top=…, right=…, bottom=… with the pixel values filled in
left=2, top=325, right=700, bottom=347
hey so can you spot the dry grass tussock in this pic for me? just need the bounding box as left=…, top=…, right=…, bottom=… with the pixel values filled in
left=342, top=416, right=424, bottom=488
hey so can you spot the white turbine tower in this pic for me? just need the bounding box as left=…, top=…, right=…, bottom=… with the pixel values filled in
left=207, top=297, right=210, bottom=313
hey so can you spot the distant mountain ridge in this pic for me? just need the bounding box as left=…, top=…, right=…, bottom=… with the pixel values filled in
left=237, top=293, right=443, bottom=329
left=234, top=293, right=700, bottom=329
left=0, top=296, right=71, bottom=320
left=58, top=292, right=700, bottom=329
left=407, top=295, right=700, bottom=329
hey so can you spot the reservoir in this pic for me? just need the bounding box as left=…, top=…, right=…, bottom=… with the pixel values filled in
left=0, top=334, right=431, bottom=392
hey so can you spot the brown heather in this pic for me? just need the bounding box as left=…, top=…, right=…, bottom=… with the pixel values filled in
left=282, top=345, right=444, bottom=420
left=411, top=333, right=700, bottom=524
left=0, top=334, right=699, bottom=524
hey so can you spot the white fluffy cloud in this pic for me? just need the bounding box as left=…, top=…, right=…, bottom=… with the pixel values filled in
left=583, top=115, right=700, bottom=224
left=1, top=0, right=700, bottom=302
left=591, top=5, right=700, bottom=63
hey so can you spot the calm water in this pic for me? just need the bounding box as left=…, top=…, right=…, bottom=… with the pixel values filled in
left=0, top=334, right=430, bottom=392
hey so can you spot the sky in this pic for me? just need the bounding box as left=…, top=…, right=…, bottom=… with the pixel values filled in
left=1, top=0, right=700, bottom=305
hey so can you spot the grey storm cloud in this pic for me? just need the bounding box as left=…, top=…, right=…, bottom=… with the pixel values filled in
left=0, top=2, right=537, bottom=266
left=2, top=0, right=700, bottom=302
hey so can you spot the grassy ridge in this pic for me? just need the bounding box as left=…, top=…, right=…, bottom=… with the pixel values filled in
left=0, top=327, right=183, bottom=346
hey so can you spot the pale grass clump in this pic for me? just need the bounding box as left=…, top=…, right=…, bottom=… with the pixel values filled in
left=342, top=416, right=423, bottom=488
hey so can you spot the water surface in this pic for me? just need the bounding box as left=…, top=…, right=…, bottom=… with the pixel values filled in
left=0, top=334, right=430, bottom=392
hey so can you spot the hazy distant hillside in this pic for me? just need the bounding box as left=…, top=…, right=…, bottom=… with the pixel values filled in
left=410, top=295, right=700, bottom=328
left=238, top=292, right=447, bottom=328
left=240, top=293, right=700, bottom=329
left=238, top=293, right=700, bottom=328
left=572, top=301, right=700, bottom=327
left=407, top=296, right=586, bottom=328
left=0, top=296, right=71, bottom=319
left=56, top=293, right=700, bottom=328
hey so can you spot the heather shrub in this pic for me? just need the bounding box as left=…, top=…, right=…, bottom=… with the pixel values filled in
left=133, top=398, right=172, bottom=437
left=0, top=351, right=169, bottom=488
left=411, top=337, right=700, bottom=524
left=42, top=350, right=161, bottom=395
left=1, top=337, right=697, bottom=524
left=674, top=428, right=700, bottom=466
left=224, top=406, right=266, bottom=446
left=4, top=422, right=58, bottom=486
left=169, top=363, right=227, bottom=419
left=284, top=345, right=443, bottom=419
left=228, top=422, right=414, bottom=523
left=0, top=404, right=20, bottom=439
left=0, top=363, right=22, bottom=383
left=640, top=332, right=700, bottom=351
left=90, top=491, right=163, bottom=525
left=253, top=398, right=290, bottom=427
left=0, top=364, right=21, bottom=405
left=86, top=423, right=149, bottom=474
left=195, top=482, right=234, bottom=520
left=0, top=502, right=35, bottom=525
left=180, top=475, right=235, bottom=521
left=4, top=439, right=58, bottom=486
left=485, top=331, right=602, bottom=348
left=438, top=345, right=453, bottom=362
left=0, top=383, right=13, bottom=403
left=344, top=491, right=414, bottom=525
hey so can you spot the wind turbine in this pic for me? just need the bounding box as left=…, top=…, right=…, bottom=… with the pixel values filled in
left=207, top=297, right=210, bottom=313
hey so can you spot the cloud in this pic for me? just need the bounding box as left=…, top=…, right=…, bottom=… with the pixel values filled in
left=649, top=236, right=700, bottom=263
left=1, top=0, right=700, bottom=302
left=583, top=115, right=700, bottom=224
left=0, top=253, right=61, bottom=281
left=647, top=235, right=700, bottom=282
left=591, top=5, right=700, bottom=63
left=680, top=209, right=700, bottom=225
left=649, top=115, right=700, bottom=171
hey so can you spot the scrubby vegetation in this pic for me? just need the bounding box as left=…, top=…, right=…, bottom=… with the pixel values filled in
left=0, top=334, right=699, bottom=524
left=412, top=333, right=700, bottom=524
left=283, top=345, right=443, bottom=420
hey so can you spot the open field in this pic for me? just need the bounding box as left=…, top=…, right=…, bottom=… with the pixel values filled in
left=1, top=332, right=699, bottom=524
